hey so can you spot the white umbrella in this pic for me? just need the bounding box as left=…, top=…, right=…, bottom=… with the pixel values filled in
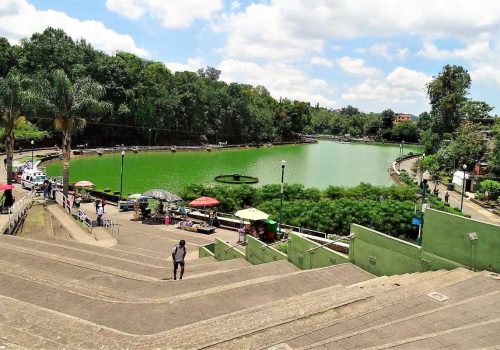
left=234, top=207, right=269, bottom=221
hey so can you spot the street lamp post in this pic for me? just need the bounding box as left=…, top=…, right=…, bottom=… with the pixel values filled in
left=278, top=160, right=286, bottom=236
left=120, top=151, right=125, bottom=200
left=460, top=164, right=467, bottom=211
left=30, top=140, right=34, bottom=168
left=418, top=170, right=430, bottom=245
left=148, top=129, right=152, bottom=147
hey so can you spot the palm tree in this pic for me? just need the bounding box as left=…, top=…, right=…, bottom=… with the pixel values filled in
left=44, top=69, right=112, bottom=197
left=0, top=71, right=28, bottom=184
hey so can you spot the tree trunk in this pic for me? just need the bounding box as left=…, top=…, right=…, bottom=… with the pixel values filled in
left=62, top=128, right=71, bottom=198
left=5, top=129, right=14, bottom=185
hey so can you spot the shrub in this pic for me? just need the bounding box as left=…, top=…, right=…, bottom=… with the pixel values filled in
left=478, top=180, right=500, bottom=200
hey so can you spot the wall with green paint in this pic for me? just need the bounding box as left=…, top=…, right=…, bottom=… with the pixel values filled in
left=245, top=236, right=287, bottom=265
left=213, top=238, right=245, bottom=261
left=422, top=209, right=500, bottom=271
left=349, top=224, right=423, bottom=276
left=199, top=243, right=215, bottom=258
left=288, top=233, right=348, bottom=269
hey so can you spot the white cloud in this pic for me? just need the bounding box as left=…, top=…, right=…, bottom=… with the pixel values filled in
left=417, top=40, right=493, bottom=61
left=470, top=65, right=500, bottom=87
left=219, top=59, right=336, bottom=107
left=0, top=0, right=148, bottom=56
left=310, top=56, right=334, bottom=68
left=106, top=0, right=223, bottom=29
left=213, top=0, right=500, bottom=62
left=342, top=67, right=431, bottom=111
left=165, top=57, right=205, bottom=73
left=336, top=57, right=382, bottom=76
left=230, top=1, right=241, bottom=11
left=370, top=42, right=409, bottom=61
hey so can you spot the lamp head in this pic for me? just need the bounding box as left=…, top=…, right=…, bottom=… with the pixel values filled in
left=121, top=151, right=125, bottom=156
left=281, top=160, right=286, bottom=168
left=463, top=164, right=467, bottom=170
left=422, top=170, right=430, bottom=181
left=30, top=140, right=34, bottom=145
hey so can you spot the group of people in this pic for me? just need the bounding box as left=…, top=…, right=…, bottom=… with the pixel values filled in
left=42, top=180, right=55, bottom=200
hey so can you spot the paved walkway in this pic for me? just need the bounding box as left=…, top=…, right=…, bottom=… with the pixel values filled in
left=399, top=157, right=500, bottom=225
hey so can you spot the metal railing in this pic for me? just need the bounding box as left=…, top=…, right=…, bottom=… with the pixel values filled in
left=306, top=235, right=353, bottom=253
left=55, top=191, right=73, bottom=215
left=102, top=217, right=120, bottom=237
left=2, top=192, right=34, bottom=235
left=77, top=208, right=93, bottom=234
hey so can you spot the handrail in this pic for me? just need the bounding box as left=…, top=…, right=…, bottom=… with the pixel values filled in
left=102, top=217, right=120, bottom=237
left=306, top=234, right=354, bottom=253
left=259, top=238, right=290, bottom=250
left=224, top=241, right=245, bottom=252
left=77, top=208, right=93, bottom=234
left=2, top=192, right=34, bottom=235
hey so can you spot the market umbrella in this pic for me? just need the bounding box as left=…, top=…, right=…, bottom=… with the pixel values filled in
left=0, top=184, right=14, bottom=191
left=75, top=180, right=95, bottom=188
left=143, top=189, right=182, bottom=203
left=189, top=196, right=220, bottom=207
left=234, top=207, right=269, bottom=221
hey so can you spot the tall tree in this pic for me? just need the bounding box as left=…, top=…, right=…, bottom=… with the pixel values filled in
left=0, top=70, right=30, bottom=184
left=381, top=109, right=395, bottom=129
left=427, top=65, right=471, bottom=134
left=42, top=70, right=112, bottom=196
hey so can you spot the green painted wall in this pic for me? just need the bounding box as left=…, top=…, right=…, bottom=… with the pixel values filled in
left=288, top=233, right=348, bottom=269
left=422, top=209, right=500, bottom=271
left=245, top=236, right=288, bottom=265
left=199, top=243, right=215, bottom=258
left=213, top=238, right=245, bottom=261
left=349, top=224, right=423, bottom=276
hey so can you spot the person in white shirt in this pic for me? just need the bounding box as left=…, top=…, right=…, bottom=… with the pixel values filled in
left=97, top=204, right=103, bottom=226
left=171, top=240, right=186, bottom=280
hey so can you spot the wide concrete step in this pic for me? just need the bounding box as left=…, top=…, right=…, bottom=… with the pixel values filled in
left=180, top=269, right=476, bottom=349
left=285, top=271, right=499, bottom=350
left=376, top=318, right=500, bottom=350
left=0, top=263, right=371, bottom=336
left=0, top=294, right=136, bottom=349
left=0, top=236, right=235, bottom=279
left=0, top=248, right=296, bottom=300
left=26, top=234, right=173, bottom=265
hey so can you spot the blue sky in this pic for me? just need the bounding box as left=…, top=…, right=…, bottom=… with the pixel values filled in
left=2, top=0, right=499, bottom=115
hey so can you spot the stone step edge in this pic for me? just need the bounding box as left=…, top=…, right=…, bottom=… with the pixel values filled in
left=251, top=269, right=478, bottom=350
left=1, top=235, right=170, bottom=269
left=296, top=286, right=500, bottom=350
left=0, top=259, right=302, bottom=305
left=363, top=318, right=500, bottom=350
left=0, top=241, right=158, bottom=282
left=165, top=269, right=476, bottom=349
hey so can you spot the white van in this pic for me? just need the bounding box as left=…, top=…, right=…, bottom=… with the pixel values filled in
left=21, top=169, right=48, bottom=190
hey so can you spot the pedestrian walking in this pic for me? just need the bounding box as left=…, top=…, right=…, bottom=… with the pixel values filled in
left=171, top=240, right=186, bottom=280
left=97, top=204, right=103, bottom=226
left=95, top=199, right=100, bottom=214
left=445, top=191, right=449, bottom=204
left=101, top=197, right=106, bottom=213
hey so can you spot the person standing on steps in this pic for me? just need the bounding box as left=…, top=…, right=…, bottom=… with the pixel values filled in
left=172, top=240, right=186, bottom=280
left=445, top=191, right=449, bottom=204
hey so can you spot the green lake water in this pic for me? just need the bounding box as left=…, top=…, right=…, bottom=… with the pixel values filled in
left=45, top=141, right=421, bottom=195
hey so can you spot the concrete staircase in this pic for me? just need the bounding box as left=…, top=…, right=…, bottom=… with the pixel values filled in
left=0, top=231, right=498, bottom=349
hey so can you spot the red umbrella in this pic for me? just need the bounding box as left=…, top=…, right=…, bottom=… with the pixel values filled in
left=189, top=196, right=220, bottom=207
left=0, top=184, right=14, bottom=191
